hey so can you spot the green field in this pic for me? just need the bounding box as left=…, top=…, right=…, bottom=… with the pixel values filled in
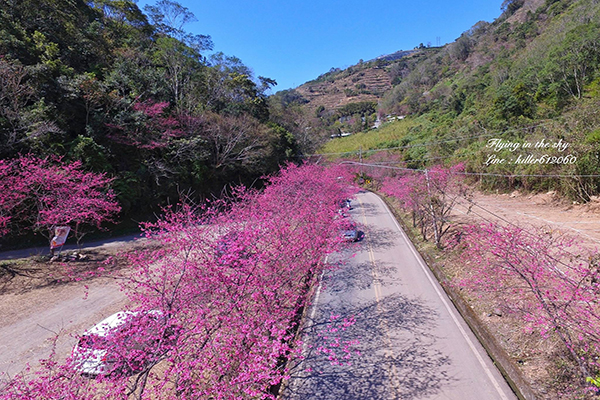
left=318, top=118, right=416, bottom=156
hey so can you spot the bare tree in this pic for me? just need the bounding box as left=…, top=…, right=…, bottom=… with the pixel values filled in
left=184, top=112, right=267, bottom=170
left=0, top=58, right=34, bottom=147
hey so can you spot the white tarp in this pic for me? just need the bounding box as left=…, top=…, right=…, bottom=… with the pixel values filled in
left=50, top=226, right=71, bottom=250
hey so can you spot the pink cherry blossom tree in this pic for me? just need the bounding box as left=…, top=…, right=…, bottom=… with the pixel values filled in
left=381, top=171, right=429, bottom=237
left=0, top=155, right=120, bottom=247
left=381, top=163, right=469, bottom=248
left=458, top=222, right=600, bottom=388
left=0, top=158, right=29, bottom=236
left=0, top=163, right=359, bottom=399
left=107, top=100, right=183, bottom=150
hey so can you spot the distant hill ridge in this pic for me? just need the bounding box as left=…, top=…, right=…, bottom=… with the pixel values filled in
left=374, top=49, right=418, bottom=62
left=294, top=49, right=420, bottom=113
left=280, top=0, right=600, bottom=205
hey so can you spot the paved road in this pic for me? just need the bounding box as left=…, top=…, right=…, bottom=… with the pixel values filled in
left=282, top=191, right=517, bottom=400
left=0, top=233, right=142, bottom=260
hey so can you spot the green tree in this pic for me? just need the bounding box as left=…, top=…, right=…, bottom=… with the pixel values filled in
left=144, top=0, right=212, bottom=51
left=537, top=23, right=600, bottom=106
left=152, top=36, right=205, bottom=112
left=501, top=0, right=524, bottom=15
left=494, top=81, right=535, bottom=120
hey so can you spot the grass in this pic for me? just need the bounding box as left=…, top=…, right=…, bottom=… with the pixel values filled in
left=319, top=118, right=416, bottom=156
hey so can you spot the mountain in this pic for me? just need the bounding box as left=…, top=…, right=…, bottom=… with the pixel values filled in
left=374, top=49, right=418, bottom=62
left=294, top=50, right=419, bottom=114
left=295, top=62, right=391, bottom=112
left=284, top=0, right=600, bottom=201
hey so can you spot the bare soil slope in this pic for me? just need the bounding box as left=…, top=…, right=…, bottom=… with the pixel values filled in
left=454, top=191, right=600, bottom=248
left=296, top=65, right=392, bottom=112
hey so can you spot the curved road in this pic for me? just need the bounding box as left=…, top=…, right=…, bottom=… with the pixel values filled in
left=282, top=191, right=517, bottom=400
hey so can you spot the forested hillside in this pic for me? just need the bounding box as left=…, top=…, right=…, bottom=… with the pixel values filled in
left=284, top=0, right=600, bottom=201
left=0, top=0, right=298, bottom=234
left=3, top=0, right=600, bottom=247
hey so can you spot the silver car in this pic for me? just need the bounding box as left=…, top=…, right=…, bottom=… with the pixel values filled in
left=341, top=222, right=359, bottom=242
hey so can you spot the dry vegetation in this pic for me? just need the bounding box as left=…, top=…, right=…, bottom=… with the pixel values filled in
left=295, top=64, right=393, bottom=113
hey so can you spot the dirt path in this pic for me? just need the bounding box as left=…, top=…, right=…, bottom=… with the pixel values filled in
left=0, top=277, right=128, bottom=380
left=0, top=239, right=151, bottom=381
left=453, top=191, right=600, bottom=248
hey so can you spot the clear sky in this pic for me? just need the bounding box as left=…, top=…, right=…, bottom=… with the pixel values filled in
left=135, top=0, right=504, bottom=92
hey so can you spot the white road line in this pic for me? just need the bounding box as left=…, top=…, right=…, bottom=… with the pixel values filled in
left=303, top=268, right=326, bottom=352
left=292, top=264, right=326, bottom=391
left=310, top=269, right=326, bottom=322
left=372, top=192, right=511, bottom=400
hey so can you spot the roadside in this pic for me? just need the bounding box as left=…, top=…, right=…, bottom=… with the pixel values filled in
left=381, top=188, right=600, bottom=399
left=0, top=233, right=143, bottom=261
left=0, top=236, right=151, bottom=381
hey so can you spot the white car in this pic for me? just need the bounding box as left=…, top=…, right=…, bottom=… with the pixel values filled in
left=71, top=310, right=172, bottom=376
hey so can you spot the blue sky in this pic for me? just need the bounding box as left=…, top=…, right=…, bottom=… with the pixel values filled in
left=135, top=0, right=503, bottom=92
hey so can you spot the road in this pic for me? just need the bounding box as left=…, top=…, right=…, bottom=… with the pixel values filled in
left=281, top=191, right=517, bottom=400
left=0, top=277, right=127, bottom=381
left=0, top=233, right=142, bottom=260
left=0, top=236, right=142, bottom=380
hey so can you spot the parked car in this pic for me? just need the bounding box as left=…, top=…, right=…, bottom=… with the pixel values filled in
left=341, top=222, right=359, bottom=242
left=71, top=310, right=174, bottom=376
left=339, top=199, right=352, bottom=210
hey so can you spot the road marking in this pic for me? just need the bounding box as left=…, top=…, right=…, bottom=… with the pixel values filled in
left=309, top=268, right=326, bottom=322
left=290, top=263, right=327, bottom=392
left=372, top=192, right=511, bottom=400
left=357, top=196, right=401, bottom=396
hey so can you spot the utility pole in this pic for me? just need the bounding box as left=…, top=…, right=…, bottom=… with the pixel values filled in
left=359, top=146, right=363, bottom=175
